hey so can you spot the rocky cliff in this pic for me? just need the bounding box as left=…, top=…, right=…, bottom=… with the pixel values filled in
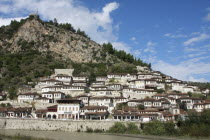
left=0, top=15, right=113, bottom=63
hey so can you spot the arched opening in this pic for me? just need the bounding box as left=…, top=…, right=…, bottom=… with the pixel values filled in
left=52, top=114, right=56, bottom=119
left=48, top=114, right=51, bottom=119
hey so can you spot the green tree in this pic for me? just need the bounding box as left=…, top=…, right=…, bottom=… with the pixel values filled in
left=137, top=104, right=145, bottom=110
left=66, top=95, right=72, bottom=99
left=53, top=18, right=58, bottom=26
left=156, top=89, right=165, bottom=94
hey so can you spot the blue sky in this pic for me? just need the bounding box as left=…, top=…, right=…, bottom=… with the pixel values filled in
left=0, top=0, right=210, bottom=82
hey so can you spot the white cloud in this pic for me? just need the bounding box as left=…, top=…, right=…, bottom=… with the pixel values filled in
left=164, top=33, right=187, bottom=38
left=144, top=47, right=156, bottom=53
left=143, top=41, right=157, bottom=54
left=133, top=49, right=141, bottom=56
left=184, top=47, right=199, bottom=52
left=203, top=7, right=210, bottom=22
left=187, top=52, right=207, bottom=58
left=112, top=42, right=132, bottom=53
left=188, top=76, right=208, bottom=82
left=130, top=37, right=139, bottom=44
left=153, top=59, right=210, bottom=82
left=183, top=34, right=210, bottom=46
left=201, top=44, right=210, bottom=48
left=204, top=13, right=210, bottom=21
left=190, top=32, right=200, bottom=36
left=130, top=37, right=136, bottom=41
left=0, top=17, right=26, bottom=26
left=0, top=0, right=120, bottom=44
left=146, top=41, right=156, bottom=46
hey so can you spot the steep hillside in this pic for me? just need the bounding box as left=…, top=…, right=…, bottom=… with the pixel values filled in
left=0, top=14, right=149, bottom=98
left=1, top=15, right=108, bottom=63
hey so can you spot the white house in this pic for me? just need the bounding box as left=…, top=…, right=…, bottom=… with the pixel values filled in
left=177, top=97, right=203, bottom=110
left=89, top=96, right=114, bottom=111
left=106, top=84, right=122, bottom=91
left=137, top=73, right=153, bottom=79
left=18, top=92, right=40, bottom=103
left=145, top=79, right=157, bottom=89
left=90, top=86, right=107, bottom=91
left=91, top=81, right=105, bottom=87
left=80, top=106, right=109, bottom=120
left=57, top=99, right=83, bottom=120
left=61, top=85, right=85, bottom=97
left=55, top=75, right=72, bottom=84
left=152, top=94, right=167, bottom=100
left=156, top=81, right=165, bottom=89
left=166, top=97, right=177, bottom=106
left=167, top=93, right=189, bottom=99
left=34, top=97, right=50, bottom=103
left=42, top=86, right=62, bottom=93
left=128, top=79, right=145, bottom=89
left=113, top=96, right=128, bottom=107
left=42, top=91, right=65, bottom=103
left=74, top=95, right=90, bottom=106
left=123, top=88, right=156, bottom=99
left=72, top=81, right=87, bottom=87
left=73, top=76, right=88, bottom=82
left=96, top=76, right=108, bottom=82
left=127, top=99, right=143, bottom=107
left=107, top=73, right=135, bottom=84
left=90, top=90, right=121, bottom=97
left=193, top=100, right=210, bottom=112
left=37, top=79, right=63, bottom=88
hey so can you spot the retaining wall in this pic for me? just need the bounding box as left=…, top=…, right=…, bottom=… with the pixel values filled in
left=0, top=118, right=140, bottom=132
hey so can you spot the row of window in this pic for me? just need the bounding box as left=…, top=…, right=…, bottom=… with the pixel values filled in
left=19, top=95, right=37, bottom=98
left=58, top=106, right=79, bottom=111
left=43, top=94, right=61, bottom=98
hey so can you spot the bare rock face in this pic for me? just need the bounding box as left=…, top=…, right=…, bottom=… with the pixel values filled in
left=6, top=18, right=107, bottom=63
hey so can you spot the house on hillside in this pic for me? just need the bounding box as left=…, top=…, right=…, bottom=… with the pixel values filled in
left=80, top=106, right=109, bottom=120
left=41, top=91, right=65, bottom=103
left=18, top=92, right=40, bottom=103
left=123, top=88, right=156, bottom=99
left=57, top=99, right=83, bottom=120
left=74, top=95, right=90, bottom=106
left=89, top=96, right=114, bottom=111
left=55, top=75, right=73, bottom=84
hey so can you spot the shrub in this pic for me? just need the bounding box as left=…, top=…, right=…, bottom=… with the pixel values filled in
left=143, top=121, right=166, bottom=136
left=86, top=127, right=93, bottom=133
left=178, top=110, right=210, bottom=137
left=126, top=123, right=141, bottom=134
left=107, top=122, right=127, bottom=134
left=143, top=121, right=177, bottom=136
left=94, top=129, right=103, bottom=133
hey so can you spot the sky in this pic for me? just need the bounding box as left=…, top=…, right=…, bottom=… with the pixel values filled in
left=0, top=0, right=210, bottom=82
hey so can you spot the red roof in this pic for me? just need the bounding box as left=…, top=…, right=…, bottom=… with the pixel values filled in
left=81, top=106, right=108, bottom=110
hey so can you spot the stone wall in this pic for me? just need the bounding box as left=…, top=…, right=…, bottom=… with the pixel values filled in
left=0, top=118, right=140, bottom=132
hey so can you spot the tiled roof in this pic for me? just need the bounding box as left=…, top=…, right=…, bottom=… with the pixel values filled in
left=81, top=106, right=108, bottom=110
